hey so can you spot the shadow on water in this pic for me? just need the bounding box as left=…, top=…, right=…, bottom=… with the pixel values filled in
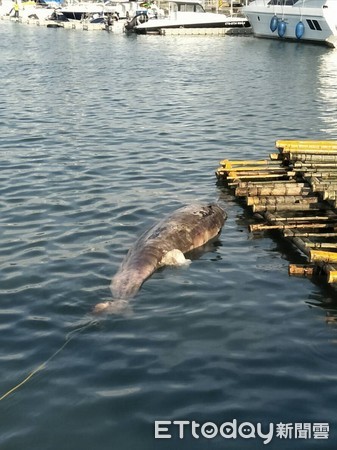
left=216, top=183, right=337, bottom=319
left=185, top=238, right=223, bottom=262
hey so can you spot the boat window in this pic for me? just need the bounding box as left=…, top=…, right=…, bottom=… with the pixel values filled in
left=159, top=1, right=177, bottom=14
left=312, top=19, right=322, bottom=30
left=306, top=19, right=322, bottom=31
left=307, top=19, right=315, bottom=30
left=267, top=0, right=300, bottom=5
left=175, top=2, right=205, bottom=12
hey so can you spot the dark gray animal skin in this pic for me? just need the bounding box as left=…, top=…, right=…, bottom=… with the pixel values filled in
left=94, top=203, right=226, bottom=314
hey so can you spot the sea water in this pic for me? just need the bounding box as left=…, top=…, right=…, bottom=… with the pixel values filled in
left=1, top=21, right=337, bottom=450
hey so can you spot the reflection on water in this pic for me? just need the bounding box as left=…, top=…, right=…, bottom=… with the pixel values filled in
left=317, top=49, right=337, bottom=135
left=1, top=22, right=337, bottom=450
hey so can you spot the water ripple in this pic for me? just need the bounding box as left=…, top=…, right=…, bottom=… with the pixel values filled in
left=1, top=22, right=337, bottom=450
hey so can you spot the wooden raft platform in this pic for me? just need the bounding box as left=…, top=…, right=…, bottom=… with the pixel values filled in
left=216, top=139, right=337, bottom=284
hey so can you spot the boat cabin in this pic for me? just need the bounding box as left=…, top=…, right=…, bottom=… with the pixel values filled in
left=158, top=0, right=205, bottom=16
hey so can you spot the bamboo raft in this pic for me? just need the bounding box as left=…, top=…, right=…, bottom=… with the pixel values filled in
left=216, top=140, right=337, bottom=284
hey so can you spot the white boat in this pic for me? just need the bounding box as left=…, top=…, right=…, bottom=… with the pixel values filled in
left=125, top=0, right=250, bottom=34
left=243, top=0, right=337, bottom=47
left=60, top=0, right=139, bottom=20
left=0, top=0, right=56, bottom=20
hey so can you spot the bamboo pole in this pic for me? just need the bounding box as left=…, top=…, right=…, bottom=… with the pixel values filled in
left=326, top=268, right=337, bottom=283
left=294, top=162, right=337, bottom=168
left=289, top=264, right=315, bottom=277
left=306, top=242, right=337, bottom=249
left=250, top=221, right=337, bottom=232
left=236, top=180, right=300, bottom=188
left=263, top=212, right=312, bottom=256
left=216, top=144, right=337, bottom=279
left=311, top=181, right=337, bottom=191
left=228, top=168, right=286, bottom=176
left=293, top=170, right=337, bottom=177
left=289, top=237, right=311, bottom=256
left=264, top=210, right=336, bottom=224
left=252, top=202, right=324, bottom=213
left=247, top=195, right=317, bottom=206
left=216, top=171, right=290, bottom=181
left=219, top=159, right=282, bottom=167
left=289, top=153, right=337, bottom=162
left=322, top=190, right=337, bottom=200
left=227, top=168, right=287, bottom=177
left=310, top=250, right=337, bottom=263
left=276, top=140, right=337, bottom=152
left=270, top=215, right=336, bottom=223
left=226, top=174, right=290, bottom=181
left=270, top=153, right=282, bottom=160
left=235, top=186, right=309, bottom=197
left=284, top=231, right=337, bottom=238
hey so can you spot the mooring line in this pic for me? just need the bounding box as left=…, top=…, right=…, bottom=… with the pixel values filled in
left=0, top=319, right=97, bottom=402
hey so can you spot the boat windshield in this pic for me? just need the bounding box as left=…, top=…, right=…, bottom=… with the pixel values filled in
left=267, top=0, right=301, bottom=5
left=158, top=1, right=205, bottom=13
left=176, top=2, right=205, bottom=12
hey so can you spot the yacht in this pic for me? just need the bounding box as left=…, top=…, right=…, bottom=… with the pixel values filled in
left=0, top=0, right=55, bottom=20
left=125, top=0, right=250, bottom=34
left=60, top=0, right=139, bottom=20
left=243, top=0, right=337, bottom=46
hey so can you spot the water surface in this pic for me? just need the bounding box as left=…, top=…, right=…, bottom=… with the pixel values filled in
left=1, top=21, right=337, bottom=450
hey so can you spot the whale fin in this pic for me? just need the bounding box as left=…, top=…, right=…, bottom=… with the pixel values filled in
left=92, top=300, right=133, bottom=316
left=161, top=249, right=191, bottom=266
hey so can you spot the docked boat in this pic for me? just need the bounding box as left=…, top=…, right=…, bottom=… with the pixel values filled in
left=0, top=0, right=56, bottom=20
left=243, top=0, right=337, bottom=47
left=125, top=0, right=250, bottom=34
left=60, top=0, right=140, bottom=20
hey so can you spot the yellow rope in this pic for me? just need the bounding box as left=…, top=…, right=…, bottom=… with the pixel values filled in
left=0, top=320, right=97, bottom=402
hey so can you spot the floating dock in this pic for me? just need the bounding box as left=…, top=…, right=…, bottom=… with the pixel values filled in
left=1, top=14, right=252, bottom=35
left=160, top=26, right=252, bottom=36
left=216, top=140, right=337, bottom=284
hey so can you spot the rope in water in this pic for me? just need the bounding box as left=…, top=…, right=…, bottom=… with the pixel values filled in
left=0, top=320, right=97, bottom=402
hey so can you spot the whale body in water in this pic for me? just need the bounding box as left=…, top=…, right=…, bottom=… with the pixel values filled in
left=94, top=203, right=227, bottom=314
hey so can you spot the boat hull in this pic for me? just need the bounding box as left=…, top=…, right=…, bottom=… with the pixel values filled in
left=243, top=0, right=337, bottom=46
left=133, top=17, right=250, bottom=34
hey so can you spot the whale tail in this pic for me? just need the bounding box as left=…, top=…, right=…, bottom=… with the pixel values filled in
left=92, top=299, right=133, bottom=316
